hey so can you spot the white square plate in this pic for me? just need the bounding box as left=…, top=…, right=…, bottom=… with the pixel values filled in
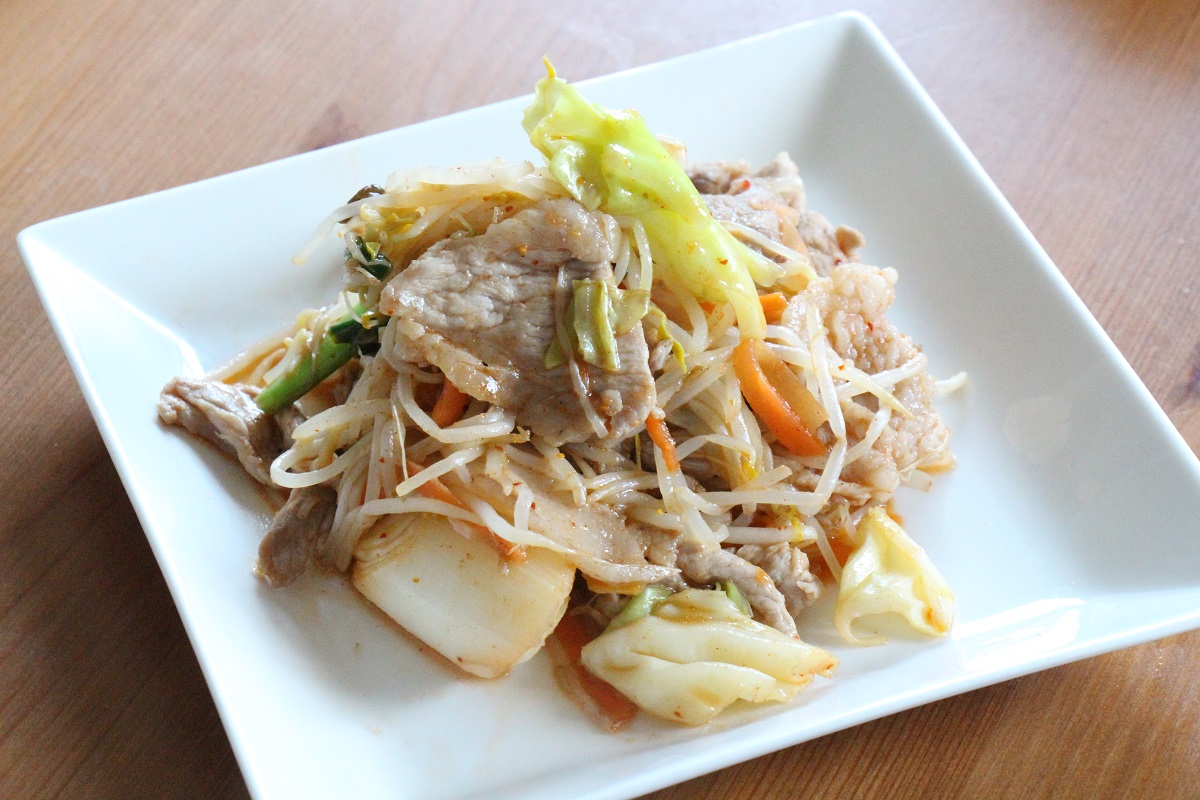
left=19, top=13, right=1200, bottom=800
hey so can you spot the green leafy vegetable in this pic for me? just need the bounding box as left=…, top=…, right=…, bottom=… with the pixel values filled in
left=346, top=234, right=392, bottom=280
left=523, top=61, right=768, bottom=339
left=572, top=279, right=649, bottom=371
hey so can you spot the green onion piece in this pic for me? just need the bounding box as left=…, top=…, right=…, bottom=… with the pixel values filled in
left=608, top=585, right=674, bottom=630
left=257, top=310, right=381, bottom=414
left=717, top=580, right=753, bottom=618
left=328, top=315, right=381, bottom=347
left=328, top=317, right=365, bottom=344
left=346, top=234, right=392, bottom=280
left=347, top=184, right=385, bottom=203
left=255, top=333, right=357, bottom=415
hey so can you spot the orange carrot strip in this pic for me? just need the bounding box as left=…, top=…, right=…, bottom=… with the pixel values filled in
left=829, top=528, right=857, bottom=566
left=758, top=292, right=788, bottom=325
left=733, top=338, right=827, bottom=457
left=552, top=612, right=638, bottom=732
left=806, top=528, right=857, bottom=583
left=430, top=380, right=469, bottom=427
left=754, top=339, right=828, bottom=431
left=644, top=412, right=680, bottom=472
left=406, top=460, right=527, bottom=564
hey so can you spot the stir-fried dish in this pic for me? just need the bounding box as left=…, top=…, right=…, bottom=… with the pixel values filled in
left=158, top=64, right=960, bottom=728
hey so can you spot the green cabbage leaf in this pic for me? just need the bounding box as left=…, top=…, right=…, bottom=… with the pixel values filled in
left=834, top=508, right=955, bottom=646
left=523, top=62, right=768, bottom=339
left=581, top=588, right=836, bottom=725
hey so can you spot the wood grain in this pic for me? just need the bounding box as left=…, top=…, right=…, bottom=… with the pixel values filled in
left=2, top=1, right=1197, bottom=798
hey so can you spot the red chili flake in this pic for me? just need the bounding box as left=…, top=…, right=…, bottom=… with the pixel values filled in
left=718, top=258, right=728, bottom=265
left=866, top=321, right=874, bottom=331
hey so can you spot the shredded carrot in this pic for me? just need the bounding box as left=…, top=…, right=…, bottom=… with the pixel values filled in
left=644, top=412, right=680, bottom=471
left=430, top=379, right=469, bottom=427
left=552, top=611, right=638, bottom=732
left=733, top=338, right=827, bottom=457
left=749, top=508, right=790, bottom=534
left=806, top=528, right=857, bottom=583
left=406, top=460, right=527, bottom=564
left=699, top=300, right=716, bottom=314
left=413, top=381, right=441, bottom=410
left=758, top=292, right=788, bottom=324
left=829, top=528, right=857, bottom=565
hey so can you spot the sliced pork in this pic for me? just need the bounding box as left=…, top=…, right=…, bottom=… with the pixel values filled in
left=692, top=152, right=864, bottom=277
left=460, top=462, right=678, bottom=589
left=783, top=262, right=951, bottom=503
left=735, top=543, right=821, bottom=619
left=256, top=485, right=338, bottom=587
left=157, top=377, right=283, bottom=485
left=675, top=540, right=799, bottom=637
left=380, top=199, right=655, bottom=445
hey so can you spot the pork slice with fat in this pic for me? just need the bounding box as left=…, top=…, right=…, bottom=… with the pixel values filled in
left=380, top=198, right=655, bottom=445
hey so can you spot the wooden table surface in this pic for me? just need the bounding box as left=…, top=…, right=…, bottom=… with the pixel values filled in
left=3, top=1, right=1199, bottom=797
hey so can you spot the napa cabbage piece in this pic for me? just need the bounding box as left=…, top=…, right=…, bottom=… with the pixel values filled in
left=581, top=588, right=836, bottom=725
left=523, top=62, right=769, bottom=340
left=834, top=508, right=954, bottom=646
